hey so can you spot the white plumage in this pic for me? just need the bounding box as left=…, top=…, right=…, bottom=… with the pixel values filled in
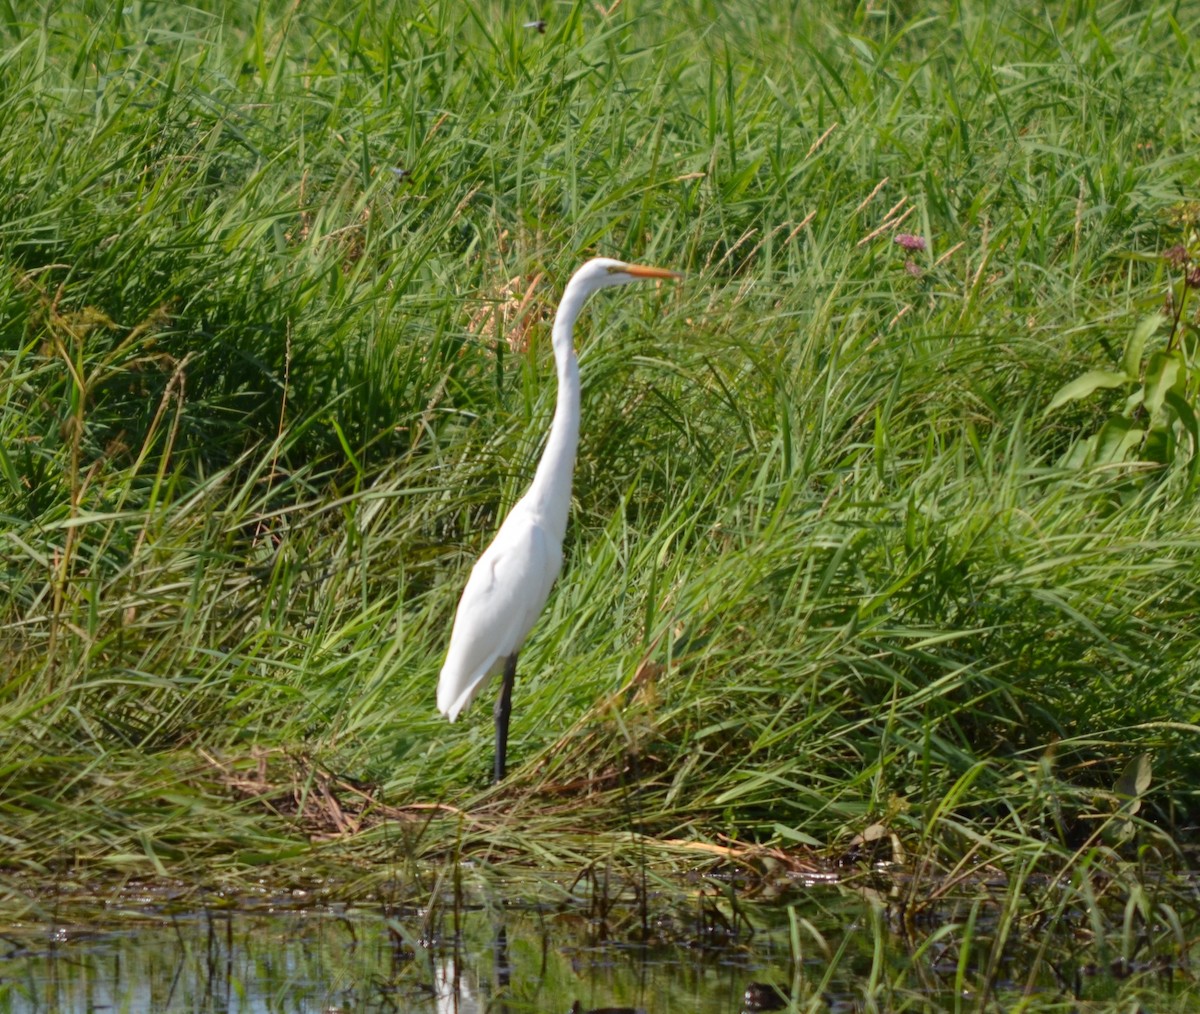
left=437, top=505, right=559, bottom=722
left=436, top=257, right=681, bottom=781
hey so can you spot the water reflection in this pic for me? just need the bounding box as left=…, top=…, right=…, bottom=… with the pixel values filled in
left=0, top=898, right=789, bottom=1013
left=2, top=874, right=1195, bottom=1012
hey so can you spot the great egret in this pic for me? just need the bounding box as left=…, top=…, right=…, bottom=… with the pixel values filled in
left=437, top=257, right=681, bottom=782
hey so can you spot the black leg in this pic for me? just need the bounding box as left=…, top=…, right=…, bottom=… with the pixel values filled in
left=493, top=653, right=518, bottom=783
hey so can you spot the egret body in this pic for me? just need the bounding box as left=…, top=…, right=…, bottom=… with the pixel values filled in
left=437, top=257, right=680, bottom=781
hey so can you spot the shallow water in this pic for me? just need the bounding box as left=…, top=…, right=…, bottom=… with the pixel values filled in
left=1, top=870, right=1196, bottom=1012
left=3, top=902, right=790, bottom=1013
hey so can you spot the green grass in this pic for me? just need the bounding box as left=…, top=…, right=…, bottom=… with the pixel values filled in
left=1, top=0, right=1199, bottom=906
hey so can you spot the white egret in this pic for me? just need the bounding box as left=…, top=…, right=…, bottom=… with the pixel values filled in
left=437, top=257, right=681, bottom=782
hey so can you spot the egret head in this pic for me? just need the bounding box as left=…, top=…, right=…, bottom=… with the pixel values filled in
left=572, top=256, right=682, bottom=294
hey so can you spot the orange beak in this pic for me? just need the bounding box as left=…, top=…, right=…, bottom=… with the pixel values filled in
left=622, top=264, right=684, bottom=280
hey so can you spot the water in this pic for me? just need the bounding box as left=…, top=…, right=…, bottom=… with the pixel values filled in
left=2, top=870, right=1196, bottom=1012
left=1, top=898, right=790, bottom=1012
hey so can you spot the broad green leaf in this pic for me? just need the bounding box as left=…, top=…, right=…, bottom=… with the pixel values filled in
left=1094, top=415, right=1143, bottom=463
left=1145, top=349, right=1184, bottom=418
left=1114, top=753, right=1152, bottom=815
left=774, top=823, right=821, bottom=846
left=1165, top=388, right=1199, bottom=435
left=1164, top=389, right=1199, bottom=474
left=1061, top=438, right=1090, bottom=468
left=1122, top=314, right=1163, bottom=379
left=1044, top=369, right=1129, bottom=415
left=1143, top=427, right=1171, bottom=465
left=1112, top=817, right=1137, bottom=843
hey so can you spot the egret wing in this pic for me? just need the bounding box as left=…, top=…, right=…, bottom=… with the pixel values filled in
left=437, top=512, right=561, bottom=721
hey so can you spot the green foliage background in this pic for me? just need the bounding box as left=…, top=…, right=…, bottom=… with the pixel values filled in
left=1, top=0, right=1199, bottom=879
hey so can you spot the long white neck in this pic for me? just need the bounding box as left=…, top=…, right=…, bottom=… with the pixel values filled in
left=523, top=276, right=592, bottom=542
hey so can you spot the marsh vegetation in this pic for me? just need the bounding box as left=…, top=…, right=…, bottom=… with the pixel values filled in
left=2, top=0, right=1200, bottom=1007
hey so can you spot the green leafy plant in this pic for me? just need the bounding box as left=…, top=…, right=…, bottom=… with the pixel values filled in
left=1046, top=213, right=1200, bottom=478
left=2, top=0, right=1200, bottom=901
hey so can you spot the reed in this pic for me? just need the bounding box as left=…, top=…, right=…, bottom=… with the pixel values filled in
left=0, top=1, right=1198, bottom=899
